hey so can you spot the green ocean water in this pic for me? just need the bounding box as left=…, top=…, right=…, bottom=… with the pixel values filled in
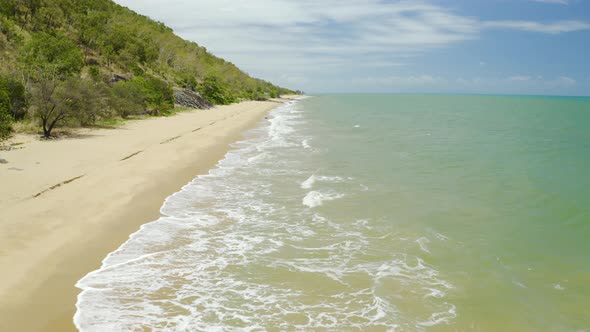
left=301, top=94, right=590, bottom=330
left=76, top=94, right=590, bottom=331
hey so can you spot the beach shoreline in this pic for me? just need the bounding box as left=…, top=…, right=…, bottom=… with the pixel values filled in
left=0, top=97, right=296, bottom=331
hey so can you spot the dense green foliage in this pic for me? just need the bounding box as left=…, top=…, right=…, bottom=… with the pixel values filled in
left=199, top=75, right=236, bottom=105
left=21, top=32, right=84, bottom=77
left=0, top=0, right=296, bottom=139
left=109, top=80, right=145, bottom=118
left=0, top=90, right=12, bottom=139
left=133, top=75, right=174, bottom=113
left=0, top=74, right=27, bottom=119
left=59, top=77, right=109, bottom=126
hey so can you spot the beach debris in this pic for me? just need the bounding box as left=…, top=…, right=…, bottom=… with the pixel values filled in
left=0, top=156, right=8, bottom=164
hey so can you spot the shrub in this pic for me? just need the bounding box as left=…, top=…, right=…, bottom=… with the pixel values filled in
left=198, top=75, right=235, bottom=105
left=88, top=65, right=100, bottom=81
left=0, top=74, right=27, bottom=120
left=176, top=72, right=198, bottom=91
left=109, top=80, right=146, bottom=118
left=60, top=78, right=108, bottom=126
left=0, top=90, right=13, bottom=139
left=133, top=75, right=174, bottom=114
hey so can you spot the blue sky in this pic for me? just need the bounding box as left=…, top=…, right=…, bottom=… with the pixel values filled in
left=114, top=0, right=590, bottom=95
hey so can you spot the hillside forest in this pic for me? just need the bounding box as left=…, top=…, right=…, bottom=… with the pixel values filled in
left=0, top=0, right=298, bottom=139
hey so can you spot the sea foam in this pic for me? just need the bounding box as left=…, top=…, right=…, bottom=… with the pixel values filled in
left=301, top=174, right=347, bottom=189
left=75, top=97, right=456, bottom=331
left=302, top=139, right=311, bottom=149
left=301, top=174, right=316, bottom=189
left=302, top=191, right=344, bottom=208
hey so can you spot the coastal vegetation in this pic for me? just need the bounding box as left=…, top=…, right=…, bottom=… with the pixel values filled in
left=0, top=0, right=296, bottom=139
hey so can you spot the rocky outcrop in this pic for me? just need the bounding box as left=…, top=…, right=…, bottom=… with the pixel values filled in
left=109, top=74, right=129, bottom=83
left=174, top=88, right=214, bottom=109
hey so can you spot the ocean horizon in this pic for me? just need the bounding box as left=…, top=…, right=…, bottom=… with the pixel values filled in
left=75, top=94, right=590, bottom=331
left=310, top=92, right=590, bottom=99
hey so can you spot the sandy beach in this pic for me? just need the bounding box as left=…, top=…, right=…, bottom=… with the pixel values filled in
left=0, top=98, right=293, bottom=331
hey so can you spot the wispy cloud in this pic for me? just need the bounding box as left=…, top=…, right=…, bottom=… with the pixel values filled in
left=509, top=75, right=532, bottom=81
left=353, top=75, right=447, bottom=87
left=554, top=76, right=577, bottom=85
left=113, top=0, right=588, bottom=93
left=347, top=74, right=579, bottom=94
left=532, top=0, right=569, bottom=4
left=484, top=20, right=590, bottom=34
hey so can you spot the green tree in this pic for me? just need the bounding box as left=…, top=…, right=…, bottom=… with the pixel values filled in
left=30, top=77, right=70, bottom=138
left=60, top=78, right=108, bottom=126
left=32, top=3, right=65, bottom=31
left=109, top=80, right=146, bottom=118
left=0, top=74, right=27, bottom=120
left=30, top=77, right=109, bottom=135
left=198, top=75, right=235, bottom=105
left=176, top=72, right=198, bottom=91
left=77, top=10, right=108, bottom=50
left=133, top=75, right=174, bottom=113
left=0, top=0, right=17, bottom=17
left=0, top=15, right=23, bottom=44
left=0, top=90, right=13, bottom=140
left=6, top=0, right=42, bottom=24
left=21, top=32, right=84, bottom=78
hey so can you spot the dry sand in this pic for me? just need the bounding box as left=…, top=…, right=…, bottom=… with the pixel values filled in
left=0, top=98, right=294, bottom=331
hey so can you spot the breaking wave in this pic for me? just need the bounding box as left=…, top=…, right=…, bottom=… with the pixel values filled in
left=74, top=98, right=455, bottom=331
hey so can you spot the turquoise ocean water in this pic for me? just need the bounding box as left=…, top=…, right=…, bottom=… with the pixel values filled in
left=76, top=94, right=590, bottom=331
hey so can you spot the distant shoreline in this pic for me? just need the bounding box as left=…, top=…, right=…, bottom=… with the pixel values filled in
left=0, top=96, right=298, bottom=331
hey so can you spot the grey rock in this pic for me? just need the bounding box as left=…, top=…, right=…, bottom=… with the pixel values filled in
left=109, top=74, right=129, bottom=83
left=174, top=88, right=214, bottom=110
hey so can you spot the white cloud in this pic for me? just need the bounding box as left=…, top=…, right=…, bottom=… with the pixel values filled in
left=509, top=75, right=532, bottom=81
left=484, top=20, right=590, bottom=34
left=504, top=75, right=576, bottom=85
left=352, top=75, right=447, bottom=87
left=554, top=76, right=577, bottom=85
left=112, top=0, right=588, bottom=92
left=532, top=0, right=569, bottom=4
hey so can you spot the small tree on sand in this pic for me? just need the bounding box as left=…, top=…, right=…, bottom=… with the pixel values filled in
left=30, top=77, right=69, bottom=138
